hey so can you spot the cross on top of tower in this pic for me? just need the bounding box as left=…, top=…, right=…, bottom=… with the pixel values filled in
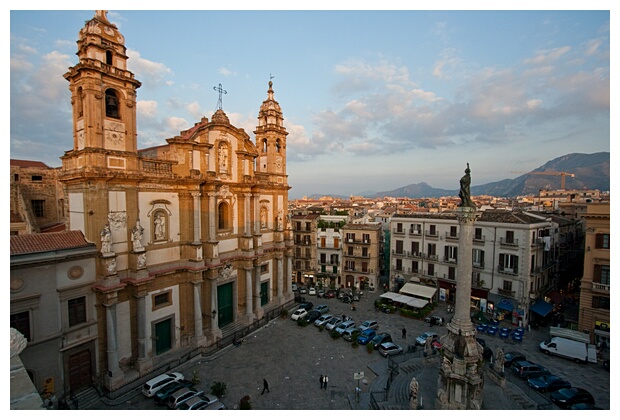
left=213, top=83, right=227, bottom=111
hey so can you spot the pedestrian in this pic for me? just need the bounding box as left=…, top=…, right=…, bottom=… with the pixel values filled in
left=261, top=378, right=270, bottom=394
left=320, top=375, right=324, bottom=389
left=323, top=375, right=329, bottom=390
left=402, top=328, right=407, bottom=339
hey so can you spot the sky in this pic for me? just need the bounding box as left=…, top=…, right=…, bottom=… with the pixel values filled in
left=8, top=2, right=614, bottom=199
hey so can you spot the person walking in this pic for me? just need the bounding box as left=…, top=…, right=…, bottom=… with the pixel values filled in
left=261, top=378, right=270, bottom=394
left=323, top=375, right=329, bottom=390
left=320, top=375, right=324, bottom=389
left=402, top=328, right=407, bottom=339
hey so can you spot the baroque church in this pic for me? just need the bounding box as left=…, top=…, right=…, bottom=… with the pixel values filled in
left=59, top=11, right=294, bottom=390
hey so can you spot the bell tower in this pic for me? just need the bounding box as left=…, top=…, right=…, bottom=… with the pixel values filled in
left=63, top=10, right=141, bottom=170
left=254, top=80, right=288, bottom=184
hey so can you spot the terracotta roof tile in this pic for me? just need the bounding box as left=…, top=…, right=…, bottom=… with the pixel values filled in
left=10, top=231, right=93, bottom=255
left=10, top=159, right=50, bottom=168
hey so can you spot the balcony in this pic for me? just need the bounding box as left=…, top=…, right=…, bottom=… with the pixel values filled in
left=473, top=235, right=485, bottom=244
left=392, top=249, right=411, bottom=257
left=497, top=288, right=515, bottom=297
left=592, top=282, right=610, bottom=293
left=443, top=257, right=458, bottom=265
left=409, top=229, right=422, bottom=237
left=497, top=266, right=518, bottom=276
left=425, top=230, right=439, bottom=238
left=427, top=254, right=439, bottom=261
left=445, top=233, right=459, bottom=241
left=392, top=228, right=406, bottom=236
left=500, top=237, right=519, bottom=247
left=472, top=261, right=485, bottom=269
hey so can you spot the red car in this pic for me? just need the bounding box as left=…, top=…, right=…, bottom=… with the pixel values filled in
left=325, top=290, right=337, bottom=299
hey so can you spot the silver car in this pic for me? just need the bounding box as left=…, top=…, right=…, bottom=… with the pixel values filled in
left=335, top=320, right=356, bottom=335
left=314, top=314, right=334, bottom=327
left=325, top=317, right=343, bottom=331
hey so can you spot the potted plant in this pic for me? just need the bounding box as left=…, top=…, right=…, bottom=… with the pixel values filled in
left=211, top=381, right=227, bottom=398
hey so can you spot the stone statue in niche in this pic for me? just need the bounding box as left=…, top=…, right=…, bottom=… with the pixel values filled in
left=218, top=143, right=228, bottom=173
left=260, top=207, right=268, bottom=228
left=132, top=220, right=144, bottom=251
left=154, top=213, right=165, bottom=240
left=100, top=223, right=112, bottom=254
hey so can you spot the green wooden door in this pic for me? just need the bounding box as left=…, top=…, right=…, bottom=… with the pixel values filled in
left=154, top=318, right=172, bottom=355
left=217, top=283, right=233, bottom=327
left=260, top=282, right=269, bottom=306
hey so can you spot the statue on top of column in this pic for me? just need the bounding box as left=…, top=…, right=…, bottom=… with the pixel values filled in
left=459, top=163, right=475, bottom=208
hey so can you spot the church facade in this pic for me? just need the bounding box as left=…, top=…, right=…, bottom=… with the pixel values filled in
left=59, top=11, right=293, bottom=390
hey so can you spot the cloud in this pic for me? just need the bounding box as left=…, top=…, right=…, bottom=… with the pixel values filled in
left=137, top=100, right=158, bottom=118
left=523, top=46, right=571, bottom=66
left=218, top=67, right=235, bottom=77
left=127, top=48, right=173, bottom=87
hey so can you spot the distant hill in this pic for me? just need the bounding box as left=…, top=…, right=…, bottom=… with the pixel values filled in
left=371, top=152, right=609, bottom=198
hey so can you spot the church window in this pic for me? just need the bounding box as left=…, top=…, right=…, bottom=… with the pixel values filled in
left=105, top=89, right=119, bottom=119
left=77, top=87, right=83, bottom=117
left=263, top=139, right=268, bottom=153
left=276, top=139, right=281, bottom=153
left=218, top=201, right=231, bottom=230
left=106, top=50, right=113, bottom=65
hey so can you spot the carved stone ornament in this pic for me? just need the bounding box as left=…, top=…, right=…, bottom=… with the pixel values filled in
left=10, top=278, right=25, bottom=292
left=108, top=211, right=127, bottom=230
left=106, top=258, right=117, bottom=275
left=220, top=263, right=233, bottom=279
left=68, top=266, right=85, bottom=280
left=10, top=328, right=27, bottom=358
left=137, top=253, right=147, bottom=269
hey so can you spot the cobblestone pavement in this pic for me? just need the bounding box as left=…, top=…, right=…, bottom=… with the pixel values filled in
left=89, top=290, right=611, bottom=410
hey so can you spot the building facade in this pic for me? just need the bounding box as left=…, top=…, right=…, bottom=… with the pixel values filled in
left=291, top=213, right=319, bottom=285
left=390, top=210, right=560, bottom=327
left=578, top=203, right=610, bottom=347
left=341, top=223, right=382, bottom=291
left=316, top=215, right=347, bottom=288
left=10, top=231, right=99, bottom=398
left=57, top=11, right=293, bottom=391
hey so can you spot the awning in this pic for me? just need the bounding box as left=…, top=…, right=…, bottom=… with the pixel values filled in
left=380, top=292, right=402, bottom=301
left=530, top=300, right=554, bottom=317
left=399, top=282, right=436, bottom=299
left=406, top=297, right=429, bottom=309
left=392, top=294, right=414, bottom=304
left=546, top=291, right=564, bottom=305
left=497, top=298, right=513, bottom=312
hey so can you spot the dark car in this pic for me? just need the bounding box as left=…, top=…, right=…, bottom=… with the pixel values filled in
left=503, top=351, right=527, bottom=367
left=550, top=387, right=595, bottom=409
left=305, top=310, right=322, bottom=323
left=424, top=315, right=445, bottom=326
left=153, top=379, right=194, bottom=405
left=527, top=375, right=572, bottom=393
left=372, top=332, right=393, bottom=349
left=357, top=328, right=377, bottom=345
left=476, top=338, right=493, bottom=361
left=299, top=301, right=313, bottom=311
left=510, top=360, right=550, bottom=380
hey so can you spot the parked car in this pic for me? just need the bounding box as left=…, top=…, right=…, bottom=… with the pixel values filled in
left=299, top=301, right=314, bottom=311
left=416, top=332, right=439, bottom=346
left=299, top=286, right=307, bottom=294
left=378, top=342, right=403, bottom=357
left=503, top=351, right=527, bottom=367
left=315, top=304, right=329, bottom=314
left=510, top=360, right=550, bottom=380
left=294, top=294, right=306, bottom=303
left=314, top=315, right=334, bottom=327
left=360, top=320, right=379, bottom=330
left=372, top=332, right=393, bottom=349
left=142, top=372, right=185, bottom=397
left=424, top=315, right=445, bottom=326
left=342, top=327, right=362, bottom=342
left=476, top=338, right=493, bottom=361
left=291, top=308, right=308, bottom=321
left=202, top=401, right=227, bottom=410
left=357, top=328, right=377, bottom=345
left=291, top=283, right=298, bottom=292
left=317, top=289, right=325, bottom=298
left=527, top=375, right=572, bottom=393
left=325, top=317, right=344, bottom=331
left=305, top=310, right=322, bottom=323
left=166, top=387, right=204, bottom=409
left=325, top=290, right=337, bottom=299
left=153, top=379, right=194, bottom=405
left=335, top=320, right=356, bottom=335
left=550, top=387, right=595, bottom=409
left=176, top=393, right=218, bottom=410
left=337, top=288, right=352, bottom=299
left=309, top=287, right=316, bottom=295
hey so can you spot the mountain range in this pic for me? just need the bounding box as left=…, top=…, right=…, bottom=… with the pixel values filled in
left=370, top=152, right=609, bottom=198
left=303, top=152, right=609, bottom=199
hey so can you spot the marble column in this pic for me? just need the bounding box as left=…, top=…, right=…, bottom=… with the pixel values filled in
left=245, top=268, right=255, bottom=322
left=276, top=256, right=284, bottom=303
left=435, top=207, right=484, bottom=410
left=134, top=293, right=152, bottom=374
left=192, top=280, right=206, bottom=347
left=210, top=277, right=221, bottom=340
left=103, top=303, right=124, bottom=389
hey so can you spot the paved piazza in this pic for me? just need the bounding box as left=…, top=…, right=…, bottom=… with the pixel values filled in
left=90, top=290, right=611, bottom=410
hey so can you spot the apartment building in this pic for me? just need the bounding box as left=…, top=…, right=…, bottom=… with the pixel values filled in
left=342, top=223, right=382, bottom=291
left=292, top=213, right=319, bottom=284
left=316, top=215, right=347, bottom=289
left=390, top=210, right=560, bottom=327
left=578, top=203, right=610, bottom=347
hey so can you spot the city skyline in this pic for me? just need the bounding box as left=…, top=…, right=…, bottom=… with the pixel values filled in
left=9, top=3, right=612, bottom=198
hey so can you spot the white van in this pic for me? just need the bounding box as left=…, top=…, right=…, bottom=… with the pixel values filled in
left=539, top=337, right=597, bottom=363
left=142, top=372, right=184, bottom=397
